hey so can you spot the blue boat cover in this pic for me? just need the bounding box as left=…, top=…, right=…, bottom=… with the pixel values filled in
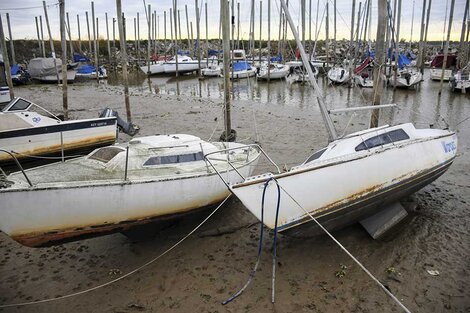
left=398, top=54, right=411, bottom=69
left=73, top=53, right=90, bottom=63
left=233, top=61, right=251, bottom=71
left=77, top=64, right=96, bottom=74
left=208, top=49, right=222, bottom=56
left=270, top=55, right=282, bottom=62
left=11, top=64, right=20, bottom=75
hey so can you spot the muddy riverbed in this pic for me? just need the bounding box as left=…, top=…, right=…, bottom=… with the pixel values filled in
left=0, top=72, right=469, bottom=312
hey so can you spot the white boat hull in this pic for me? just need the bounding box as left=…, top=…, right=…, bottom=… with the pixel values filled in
left=430, top=68, right=453, bottom=81
left=328, top=67, right=350, bottom=84
left=257, top=64, right=290, bottom=80
left=164, top=62, right=206, bottom=74
left=0, top=150, right=259, bottom=247
left=354, top=75, right=374, bottom=88
left=230, top=132, right=456, bottom=234
left=0, top=118, right=117, bottom=162
left=387, top=71, right=423, bottom=88
left=230, top=68, right=257, bottom=79
left=140, top=62, right=166, bottom=75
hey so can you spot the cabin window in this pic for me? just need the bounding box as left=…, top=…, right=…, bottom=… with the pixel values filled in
left=89, top=147, right=124, bottom=162
left=143, top=152, right=204, bottom=166
left=8, top=99, right=31, bottom=111
left=304, top=148, right=327, bottom=163
left=355, top=129, right=410, bottom=152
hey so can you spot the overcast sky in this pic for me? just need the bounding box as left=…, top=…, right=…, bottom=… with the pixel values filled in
left=0, top=0, right=467, bottom=43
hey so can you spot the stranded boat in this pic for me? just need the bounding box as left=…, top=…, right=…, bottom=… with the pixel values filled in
left=0, top=134, right=261, bottom=247
left=226, top=123, right=457, bottom=236
left=0, top=97, right=117, bottom=163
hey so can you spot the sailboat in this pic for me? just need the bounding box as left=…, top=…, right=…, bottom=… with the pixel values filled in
left=450, top=62, right=470, bottom=92
left=212, top=0, right=457, bottom=237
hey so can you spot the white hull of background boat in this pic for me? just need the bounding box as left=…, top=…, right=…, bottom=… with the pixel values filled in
left=450, top=79, right=470, bottom=91
left=140, top=61, right=166, bottom=75
left=201, top=66, right=222, bottom=77
left=0, top=87, right=9, bottom=103
left=257, top=64, right=290, bottom=80
left=386, top=71, right=423, bottom=88
left=430, top=68, right=453, bottom=81
left=229, top=124, right=457, bottom=235
left=327, top=67, right=350, bottom=84
left=230, top=68, right=257, bottom=79
left=32, top=70, right=77, bottom=83
left=354, top=75, right=374, bottom=88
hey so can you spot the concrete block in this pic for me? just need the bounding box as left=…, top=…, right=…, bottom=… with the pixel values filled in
left=360, top=202, right=408, bottom=239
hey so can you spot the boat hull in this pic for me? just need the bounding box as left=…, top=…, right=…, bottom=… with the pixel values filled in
left=230, top=68, right=257, bottom=79
left=230, top=133, right=457, bottom=235
left=0, top=117, right=117, bottom=163
left=0, top=158, right=258, bottom=247
left=328, top=67, right=350, bottom=84
left=430, top=68, right=453, bottom=81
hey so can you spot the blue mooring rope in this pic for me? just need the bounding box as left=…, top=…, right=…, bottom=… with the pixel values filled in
left=223, top=177, right=281, bottom=305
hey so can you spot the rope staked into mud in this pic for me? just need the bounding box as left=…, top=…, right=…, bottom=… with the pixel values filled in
left=0, top=195, right=231, bottom=309
left=275, top=181, right=412, bottom=313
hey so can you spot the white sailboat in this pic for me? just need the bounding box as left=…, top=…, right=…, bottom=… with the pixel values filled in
left=0, top=134, right=261, bottom=247
left=449, top=63, right=470, bottom=92
left=257, top=63, right=290, bottom=80
left=163, top=55, right=206, bottom=74
left=214, top=0, right=457, bottom=238
left=327, top=64, right=350, bottom=84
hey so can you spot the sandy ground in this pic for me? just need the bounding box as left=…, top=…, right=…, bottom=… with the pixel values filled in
left=0, top=82, right=469, bottom=312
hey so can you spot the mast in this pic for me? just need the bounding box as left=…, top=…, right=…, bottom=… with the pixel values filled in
left=370, top=0, right=387, bottom=128
left=0, top=15, right=14, bottom=100
left=116, top=0, right=132, bottom=122
left=459, top=0, right=469, bottom=68
left=439, top=0, right=455, bottom=94
left=43, top=1, right=60, bottom=83
left=280, top=0, right=337, bottom=141
left=409, top=0, right=415, bottom=51
left=348, top=0, right=356, bottom=84
left=421, top=0, right=432, bottom=74
left=196, top=0, right=201, bottom=76
left=6, top=13, right=15, bottom=65
left=59, top=0, right=68, bottom=120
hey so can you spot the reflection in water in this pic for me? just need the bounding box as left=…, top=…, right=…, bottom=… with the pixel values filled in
left=104, top=70, right=469, bottom=131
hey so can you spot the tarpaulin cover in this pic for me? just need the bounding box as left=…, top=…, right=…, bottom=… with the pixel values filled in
left=431, top=54, right=457, bottom=68
left=77, top=64, right=95, bottom=74
left=28, top=58, right=62, bottom=77
left=270, top=55, right=282, bottom=62
left=208, top=49, right=222, bottom=56
left=73, top=53, right=90, bottom=62
left=354, top=57, right=372, bottom=74
left=233, top=61, right=251, bottom=71
left=398, top=54, right=411, bottom=69
left=11, top=64, right=20, bottom=75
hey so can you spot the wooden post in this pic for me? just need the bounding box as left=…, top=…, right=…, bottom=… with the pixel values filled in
left=155, top=11, right=158, bottom=52
left=40, top=16, right=46, bottom=57
left=0, top=15, right=14, bottom=100
left=92, top=2, right=99, bottom=81
left=190, top=22, right=194, bottom=53
left=59, top=0, right=68, bottom=120
left=267, top=0, right=271, bottom=81
left=259, top=0, right=262, bottom=64
left=439, top=0, right=455, bottom=94
left=134, top=17, right=137, bottom=60
left=349, top=0, right=356, bottom=85
left=370, top=0, right=387, bottom=129
left=278, top=3, right=282, bottom=57
left=394, top=0, right=402, bottom=89
left=137, top=12, right=141, bottom=64
left=458, top=0, right=469, bottom=68
left=43, top=1, right=60, bottom=83
left=237, top=2, right=240, bottom=48
left=196, top=0, right=201, bottom=75
left=417, top=0, right=426, bottom=71
left=333, top=0, right=336, bottom=61
left=170, top=8, right=173, bottom=56
left=147, top=4, right=151, bottom=75
left=222, top=0, right=232, bottom=141
left=205, top=2, right=208, bottom=66
left=35, top=17, right=42, bottom=56
left=112, top=17, right=116, bottom=51
left=185, top=5, right=191, bottom=51
left=77, top=14, right=82, bottom=53
left=326, top=1, right=329, bottom=63
left=301, top=0, right=305, bottom=48
left=421, top=0, right=432, bottom=74
left=86, top=11, right=92, bottom=54
left=6, top=13, right=15, bottom=65
left=173, top=0, right=179, bottom=76
left=164, top=11, right=167, bottom=60
left=106, top=13, right=111, bottom=63
left=250, top=0, right=255, bottom=55
left=66, top=13, right=74, bottom=57
left=409, top=0, right=415, bottom=51
left=116, top=0, right=131, bottom=122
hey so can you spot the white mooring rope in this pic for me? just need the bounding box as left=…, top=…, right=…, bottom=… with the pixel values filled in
left=0, top=195, right=231, bottom=309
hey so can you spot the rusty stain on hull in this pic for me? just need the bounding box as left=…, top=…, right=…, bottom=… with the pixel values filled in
left=11, top=196, right=224, bottom=248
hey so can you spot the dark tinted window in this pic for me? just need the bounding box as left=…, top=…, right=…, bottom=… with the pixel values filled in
left=305, top=148, right=327, bottom=163
left=355, top=129, right=409, bottom=152
left=8, top=99, right=31, bottom=111
left=89, top=147, right=124, bottom=162
left=143, top=152, right=204, bottom=166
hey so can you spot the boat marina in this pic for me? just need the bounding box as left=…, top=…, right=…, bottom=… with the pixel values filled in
left=0, top=0, right=469, bottom=312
